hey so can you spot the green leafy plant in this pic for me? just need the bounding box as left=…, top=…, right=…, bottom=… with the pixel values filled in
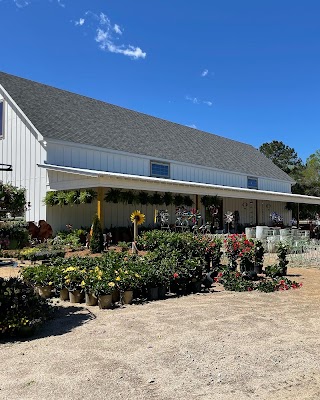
left=0, top=277, right=54, bottom=337
left=162, top=192, right=173, bottom=206
left=0, top=183, right=27, bottom=217
left=104, top=188, right=122, bottom=203
left=200, top=195, right=222, bottom=208
left=90, top=214, right=104, bottom=253
left=0, top=221, right=29, bottom=249
left=150, top=192, right=163, bottom=205
left=44, top=189, right=97, bottom=207
left=173, top=194, right=184, bottom=206
left=117, top=241, right=130, bottom=252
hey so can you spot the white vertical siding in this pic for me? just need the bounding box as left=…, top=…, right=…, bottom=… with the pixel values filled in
left=223, top=197, right=291, bottom=228
left=0, top=94, right=47, bottom=223
left=46, top=191, right=197, bottom=233
left=46, top=141, right=291, bottom=193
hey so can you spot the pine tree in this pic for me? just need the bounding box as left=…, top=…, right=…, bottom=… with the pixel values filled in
left=89, top=214, right=103, bottom=253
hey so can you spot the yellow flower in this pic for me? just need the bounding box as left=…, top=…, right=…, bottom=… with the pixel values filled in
left=108, top=282, right=115, bottom=287
left=65, top=266, right=76, bottom=272
left=130, top=210, right=145, bottom=225
left=65, top=279, right=70, bottom=284
left=115, top=276, right=121, bottom=281
left=81, top=280, right=86, bottom=287
left=48, top=282, right=53, bottom=286
left=97, top=276, right=102, bottom=281
left=135, top=274, right=140, bottom=278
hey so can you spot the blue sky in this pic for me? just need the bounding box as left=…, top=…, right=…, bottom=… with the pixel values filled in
left=0, top=0, right=319, bottom=162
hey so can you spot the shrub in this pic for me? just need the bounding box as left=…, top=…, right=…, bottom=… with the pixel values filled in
left=0, top=221, right=29, bottom=249
left=90, top=214, right=103, bottom=253
left=0, top=277, right=54, bottom=337
left=20, top=264, right=57, bottom=287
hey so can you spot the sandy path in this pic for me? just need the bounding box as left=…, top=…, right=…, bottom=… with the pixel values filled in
left=1, top=266, right=320, bottom=399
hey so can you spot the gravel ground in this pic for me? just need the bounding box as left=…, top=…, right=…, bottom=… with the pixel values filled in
left=1, top=265, right=320, bottom=400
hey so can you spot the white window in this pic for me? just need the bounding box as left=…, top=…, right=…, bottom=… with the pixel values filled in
left=151, top=161, right=170, bottom=178
left=247, top=177, right=258, bottom=189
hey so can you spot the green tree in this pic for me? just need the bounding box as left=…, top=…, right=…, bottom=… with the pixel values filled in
left=89, top=214, right=104, bottom=253
left=302, top=150, right=320, bottom=197
left=0, top=183, right=27, bottom=217
left=259, top=140, right=303, bottom=175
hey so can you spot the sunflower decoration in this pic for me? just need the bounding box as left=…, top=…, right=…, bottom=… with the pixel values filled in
left=130, top=210, right=145, bottom=225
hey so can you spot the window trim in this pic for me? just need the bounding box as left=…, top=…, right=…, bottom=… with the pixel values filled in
left=247, top=176, right=258, bottom=189
left=150, top=161, right=170, bottom=178
left=0, top=100, right=4, bottom=139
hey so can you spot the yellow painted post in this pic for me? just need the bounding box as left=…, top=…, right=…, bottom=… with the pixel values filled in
left=97, top=187, right=104, bottom=230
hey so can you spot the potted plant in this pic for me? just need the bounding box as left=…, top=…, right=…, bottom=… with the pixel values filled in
left=63, top=266, right=85, bottom=303
left=95, top=278, right=115, bottom=309
left=104, top=189, right=121, bottom=203
left=21, top=264, right=55, bottom=298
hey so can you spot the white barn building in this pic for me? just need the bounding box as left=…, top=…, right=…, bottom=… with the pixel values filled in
left=1, top=71, right=320, bottom=233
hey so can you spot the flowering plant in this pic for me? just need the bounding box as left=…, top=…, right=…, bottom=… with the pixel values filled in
left=0, top=277, right=54, bottom=337
left=225, top=234, right=242, bottom=269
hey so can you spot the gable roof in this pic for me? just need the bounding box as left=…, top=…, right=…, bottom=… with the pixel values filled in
left=0, top=71, right=293, bottom=182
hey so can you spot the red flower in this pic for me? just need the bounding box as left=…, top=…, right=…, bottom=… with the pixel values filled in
left=217, top=272, right=223, bottom=277
left=247, top=287, right=253, bottom=291
left=299, top=282, right=303, bottom=287
left=173, top=273, right=179, bottom=279
left=214, top=277, right=219, bottom=282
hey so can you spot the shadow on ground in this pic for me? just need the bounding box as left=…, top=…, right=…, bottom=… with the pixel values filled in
left=1, top=304, right=96, bottom=343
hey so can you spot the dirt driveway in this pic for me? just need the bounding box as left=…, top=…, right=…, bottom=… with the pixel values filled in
left=1, top=265, right=320, bottom=399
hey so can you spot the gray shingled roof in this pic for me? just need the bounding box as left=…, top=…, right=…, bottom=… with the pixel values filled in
left=0, top=71, right=293, bottom=182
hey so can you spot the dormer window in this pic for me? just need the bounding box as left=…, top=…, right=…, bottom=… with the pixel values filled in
left=0, top=101, right=3, bottom=138
left=247, top=177, right=258, bottom=189
left=151, top=161, right=170, bottom=178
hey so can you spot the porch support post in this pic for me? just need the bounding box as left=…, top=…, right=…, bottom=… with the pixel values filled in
left=97, top=187, right=104, bottom=230
left=255, top=199, right=258, bottom=225
left=196, top=194, right=199, bottom=210
left=297, top=203, right=300, bottom=229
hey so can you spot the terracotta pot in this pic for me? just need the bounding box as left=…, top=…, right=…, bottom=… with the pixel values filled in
left=122, top=290, right=133, bottom=305
left=37, top=285, right=52, bottom=299
left=98, top=294, right=113, bottom=309
left=59, top=288, right=69, bottom=301
left=85, top=293, right=98, bottom=306
left=69, top=290, right=84, bottom=303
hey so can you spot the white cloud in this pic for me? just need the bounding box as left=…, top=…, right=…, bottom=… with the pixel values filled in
left=90, top=13, right=146, bottom=60
left=13, top=0, right=30, bottom=7
left=114, top=24, right=122, bottom=35
left=185, top=95, right=213, bottom=107
left=95, top=28, right=146, bottom=59
left=185, top=95, right=200, bottom=104
left=187, top=124, right=197, bottom=129
left=99, top=12, right=110, bottom=26
left=12, top=0, right=63, bottom=6
left=75, top=18, right=85, bottom=26
left=201, top=69, right=208, bottom=77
